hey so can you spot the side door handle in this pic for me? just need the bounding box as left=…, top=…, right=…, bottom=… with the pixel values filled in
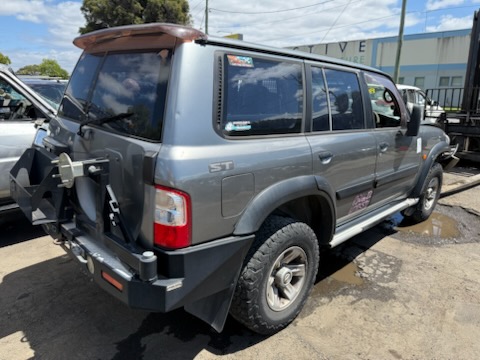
left=318, top=151, right=333, bottom=164
left=379, top=142, right=389, bottom=153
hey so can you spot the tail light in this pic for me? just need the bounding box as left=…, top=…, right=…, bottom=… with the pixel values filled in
left=154, top=185, right=191, bottom=249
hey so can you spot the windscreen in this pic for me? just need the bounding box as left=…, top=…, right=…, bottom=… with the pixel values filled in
left=59, top=50, right=171, bottom=141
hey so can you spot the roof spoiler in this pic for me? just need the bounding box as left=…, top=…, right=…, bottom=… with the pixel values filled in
left=73, top=23, right=207, bottom=49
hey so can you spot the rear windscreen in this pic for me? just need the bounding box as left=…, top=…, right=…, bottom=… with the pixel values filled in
left=59, top=50, right=171, bottom=141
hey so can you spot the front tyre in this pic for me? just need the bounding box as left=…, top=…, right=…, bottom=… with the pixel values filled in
left=230, top=215, right=319, bottom=335
left=405, top=162, right=443, bottom=223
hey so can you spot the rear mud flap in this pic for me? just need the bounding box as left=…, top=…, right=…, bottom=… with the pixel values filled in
left=172, top=235, right=255, bottom=332
left=184, top=278, right=238, bottom=333
left=9, top=147, right=67, bottom=224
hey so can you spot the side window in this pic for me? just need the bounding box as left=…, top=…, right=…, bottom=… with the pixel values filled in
left=0, top=78, right=32, bottom=120
left=417, top=91, right=426, bottom=106
left=311, top=67, right=330, bottom=131
left=222, top=54, right=303, bottom=136
left=407, top=90, right=416, bottom=103
left=365, top=72, right=404, bottom=128
left=324, top=69, right=364, bottom=131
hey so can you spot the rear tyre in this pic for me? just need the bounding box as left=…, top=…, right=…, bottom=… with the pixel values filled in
left=404, top=163, right=443, bottom=223
left=230, top=215, right=319, bottom=335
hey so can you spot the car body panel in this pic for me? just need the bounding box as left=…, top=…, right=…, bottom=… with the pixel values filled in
left=0, top=65, right=56, bottom=205
left=0, top=122, right=37, bottom=201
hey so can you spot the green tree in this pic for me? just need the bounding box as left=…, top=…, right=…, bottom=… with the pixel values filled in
left=38, top=59, right=69, bottom=79
left=17, top=60, right=69, bottom=79
left=16, top=64, right=41, bottom=75
left=79, top=0, right=191, bottom=34
left=0, top=53, right=11, bottom=65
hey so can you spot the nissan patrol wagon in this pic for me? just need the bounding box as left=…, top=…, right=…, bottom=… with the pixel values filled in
left=11, top=23, right=456, bottom=334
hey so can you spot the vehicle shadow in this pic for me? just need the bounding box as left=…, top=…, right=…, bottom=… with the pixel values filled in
left=0, top=224, right=391, bottom=359
left=0, top=208, right=46, bottom=247
left=0, top=251, right=266, bottom=359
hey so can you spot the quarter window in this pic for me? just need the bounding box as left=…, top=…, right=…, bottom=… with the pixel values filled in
left=222, top=55, right=303, bottom=136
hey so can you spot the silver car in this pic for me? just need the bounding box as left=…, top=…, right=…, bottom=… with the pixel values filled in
left=20, top=77, right=67, bottom=110
left=0, top=64, right=56, bottom=211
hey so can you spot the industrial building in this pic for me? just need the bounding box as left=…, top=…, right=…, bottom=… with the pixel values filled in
left=291, top=28, right=471, bottom=90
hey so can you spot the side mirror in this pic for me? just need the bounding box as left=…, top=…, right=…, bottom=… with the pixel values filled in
left=406, top=104, right=422, bottom=136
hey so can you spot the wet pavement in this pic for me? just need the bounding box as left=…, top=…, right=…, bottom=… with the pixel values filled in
left=396, top=211, right=460, bottom=239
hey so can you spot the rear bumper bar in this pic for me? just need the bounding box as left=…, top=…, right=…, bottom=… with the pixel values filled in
left=59, top=221, right=254, bottom=315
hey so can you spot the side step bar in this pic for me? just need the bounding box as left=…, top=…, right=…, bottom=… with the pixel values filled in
left=330, top=198, right=419, bottom=248
left=0, top=203, right=19, bottom=212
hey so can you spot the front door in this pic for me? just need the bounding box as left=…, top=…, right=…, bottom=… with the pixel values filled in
left=364, top=72, right=421, bottom=206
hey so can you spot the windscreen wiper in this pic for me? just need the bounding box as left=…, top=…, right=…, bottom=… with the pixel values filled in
left=77, top=112, right=134, bottom=137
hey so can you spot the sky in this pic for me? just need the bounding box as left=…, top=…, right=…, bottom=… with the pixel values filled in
left=2, top=0, right=480, bottom=74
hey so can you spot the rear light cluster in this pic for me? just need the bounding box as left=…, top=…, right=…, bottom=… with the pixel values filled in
left=154, top=185, right=191, bottom=249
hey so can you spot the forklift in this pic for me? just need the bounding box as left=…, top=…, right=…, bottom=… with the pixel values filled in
left=426, top=9, right=480, bottom=162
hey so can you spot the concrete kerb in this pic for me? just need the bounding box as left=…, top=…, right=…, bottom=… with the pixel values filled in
left=441, top=173, right=480, bottom=198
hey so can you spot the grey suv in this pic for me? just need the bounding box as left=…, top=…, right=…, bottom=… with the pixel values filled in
left=11, top=23, right=456, bottom=334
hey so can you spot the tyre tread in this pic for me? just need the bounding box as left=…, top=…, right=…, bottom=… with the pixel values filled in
left=230, top=215, right=319, bottom=334
left=408, top=162, right=443, bottom=223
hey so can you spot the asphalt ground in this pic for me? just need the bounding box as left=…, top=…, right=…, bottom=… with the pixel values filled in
left=0, top=162, right=479, bottom=360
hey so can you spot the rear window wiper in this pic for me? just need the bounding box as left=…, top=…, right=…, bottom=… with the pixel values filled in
left=77, top=112, right=134, bottom=137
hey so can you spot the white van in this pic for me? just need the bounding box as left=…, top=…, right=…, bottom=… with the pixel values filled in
left=397, top=84, right=443, bottom=123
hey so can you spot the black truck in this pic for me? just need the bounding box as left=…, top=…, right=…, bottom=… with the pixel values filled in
left=426, top=10, right=480, bottom=162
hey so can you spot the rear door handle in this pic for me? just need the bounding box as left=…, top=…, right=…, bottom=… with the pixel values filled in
left=318, top=151, right=333, bottom=164
left=379, top=142, right=389, bottom=153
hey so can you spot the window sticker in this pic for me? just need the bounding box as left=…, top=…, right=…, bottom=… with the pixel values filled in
left=225, top=121, right=252, bottom=132
left=227, top=55, right=254, bottom=68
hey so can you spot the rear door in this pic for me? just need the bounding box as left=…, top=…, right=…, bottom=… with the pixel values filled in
left=307, top=65, right=377, bottom=223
